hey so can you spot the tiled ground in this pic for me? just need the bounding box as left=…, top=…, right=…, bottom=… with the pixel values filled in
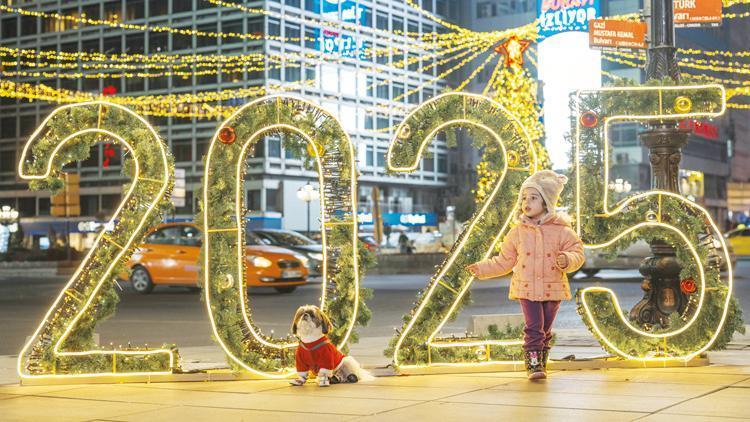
left=2, top=329, right=748, bottom=421
left=0, top=364, right=748, bottom=421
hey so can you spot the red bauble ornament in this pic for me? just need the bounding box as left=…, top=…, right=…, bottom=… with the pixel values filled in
left=219, top=127, right=236, bottom=144
left=680, top=278, right=697, bottom=295
left=580, top=111, right=599, bottom=128
left=102, top=85, right=118, bottom=96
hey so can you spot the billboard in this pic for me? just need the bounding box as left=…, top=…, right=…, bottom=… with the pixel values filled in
left=316, top=0, right=369, bottom=59
left=538, top=0, right=601, bottom=40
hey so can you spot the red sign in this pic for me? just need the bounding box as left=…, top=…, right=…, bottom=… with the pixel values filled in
left=674, top=0, right=722, bottom=28
left=679, top=119, right=719, bottom=140
left=589, top=19, right=647, bottom=50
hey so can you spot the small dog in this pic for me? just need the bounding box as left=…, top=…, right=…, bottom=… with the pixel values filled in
left=290, top=304, right=372, bottom=387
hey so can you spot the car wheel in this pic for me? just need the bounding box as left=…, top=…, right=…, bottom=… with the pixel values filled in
left=274, top=286, right=297, bottom=294
left=582, top=269, right=600, bottom=278
left=130, top=266, right=154, bottom=294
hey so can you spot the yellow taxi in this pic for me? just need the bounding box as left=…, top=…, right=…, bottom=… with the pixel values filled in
left=126, top=223, right=308, bottom=294
left=726, top=226, right=750, bottom=257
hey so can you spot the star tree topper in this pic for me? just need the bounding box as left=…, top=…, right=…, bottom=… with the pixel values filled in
left=494, top=36, right=531, bottom=68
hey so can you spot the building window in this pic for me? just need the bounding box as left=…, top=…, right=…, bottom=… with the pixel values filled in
left=149, top=0, right=168, bottom=16
left=285, top=66, right=301, bottom=82
left=285, top=23, right=302, bottom=45
left=197, top=23, right=218, bottom=48
left=172, top=139, right=192, bottom=162
left=100, top=194, right=121, bottom=215
left=437, top=153, right=447, bottom=173
left=248, top=17, right=263, bottom=36
left=376, top=149, right=386, bottom=168
left=173, top=0, right=193, bottom=14
left=18, top=197, right=35, bottom=217
left=173, top=29, right=192, bottom=50
left=247, top=190, right=261, bottom=210
left=376, top=12, right=388, bottom=30
left=268, top=137, right=281, bottom=158
left=103, top=2, right=121, bottom=21
left=222, top=20, right=243, bottom=44
left=366, top=145, right=374, bottom=166
left=2, top=17, right=17, bottom=38
left=126, top=33, right=145, bottom=54
left=80, top=195, right=99, bottom=217
left=266, top=188, right=281, bottom=212
left=285, top=0, right=301, bottom=8
left=424, top=155, right=435, bottom=172
left=126, top=0, right=145, bottom=20
left=269, top=18, right=281, bottom=37
left=477, top=2, right=496, bottom=18
left=393, top=82, right=405, bottom=101
left=19, top=115, right=37, bottom=137
left=1, top=118, right=16, bottom=139
left=103, top=36, right=122, bottom=54
left=305, top=0, right=320, bottom=13
left=391, top=16, right=404, bottom=33
left=149, top=33, right=168, bottom=53
left=0, top=149, right=15, bottom=173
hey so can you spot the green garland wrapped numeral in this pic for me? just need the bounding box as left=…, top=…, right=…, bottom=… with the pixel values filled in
left=17, top=102, right=177, bottom=377
left=570, top=80, right=744, bottom=359
left=200, top=95, right=373, bottom=376
left=385, top=93, right=539, bottom=367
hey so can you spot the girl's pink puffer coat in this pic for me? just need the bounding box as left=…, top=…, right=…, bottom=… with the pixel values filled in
left=471, top=213, right=584, bottom=301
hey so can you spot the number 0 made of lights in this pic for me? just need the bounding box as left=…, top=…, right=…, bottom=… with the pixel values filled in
left=201, top=95, right=360, bottom=378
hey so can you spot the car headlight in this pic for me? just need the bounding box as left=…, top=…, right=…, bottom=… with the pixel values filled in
left=247, top=255, right=272, bottom=268
left=293, top=253, right=309, bottom=268
left=309, top=252, right=324, bottom=261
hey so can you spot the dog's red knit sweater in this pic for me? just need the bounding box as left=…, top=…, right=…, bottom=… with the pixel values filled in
left=295, top=336, right=345, bottom=374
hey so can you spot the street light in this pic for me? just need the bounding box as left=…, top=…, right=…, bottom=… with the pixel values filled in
left=0, top=205, right=19, bottom=233
left=296, top=182, right=319, bottom=237
left=608, top=178, right=632, bottom=194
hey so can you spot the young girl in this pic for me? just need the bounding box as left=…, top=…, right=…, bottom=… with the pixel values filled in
left=467, top=170, right=584, bottom=380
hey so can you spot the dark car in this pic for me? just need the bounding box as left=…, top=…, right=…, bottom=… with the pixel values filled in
left=252, top=229, right=323, bottom=276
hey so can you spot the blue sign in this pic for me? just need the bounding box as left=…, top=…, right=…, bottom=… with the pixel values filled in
left=537, top=0, right=600, bottom=40
left=316, top=1, right=368, bottom=59
left=314, top=28, right=367, bottom=59
left=322, top=0, right=367, bottom=25
left=358, top=212, right=438, bottom=227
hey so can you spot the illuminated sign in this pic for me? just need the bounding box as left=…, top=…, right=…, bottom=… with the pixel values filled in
left=357, top=212, right=438, bottom=227
left=679, top=119, right=719, bottom=140
left=322, top=0, right=367, bottom=25
left=315, top=29, right=367, bottom=59
left=538, top=0, right=600, bottom=40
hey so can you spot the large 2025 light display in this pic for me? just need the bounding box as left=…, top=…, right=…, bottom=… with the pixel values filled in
left=16, top=86, right=734, bottom=380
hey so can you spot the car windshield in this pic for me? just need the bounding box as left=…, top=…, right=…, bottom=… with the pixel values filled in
left=245, top=231, right=268, bottom=246
left=263, top=231, right=316, bottom=246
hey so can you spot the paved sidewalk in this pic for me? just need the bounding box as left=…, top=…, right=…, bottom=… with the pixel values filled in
left=1, top=330, right=749, bottom=421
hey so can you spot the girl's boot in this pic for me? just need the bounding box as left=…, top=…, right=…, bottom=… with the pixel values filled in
left=525, top=350, right=546, bottom=380
left=541, top=349, right=550, bottom=375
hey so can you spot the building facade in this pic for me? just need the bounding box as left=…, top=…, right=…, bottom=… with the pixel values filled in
left=451, top=0, right=744, bottom=228
left=0, top=0, right=457, bottom=243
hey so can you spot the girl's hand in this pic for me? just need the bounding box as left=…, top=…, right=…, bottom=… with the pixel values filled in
left=556, top=254, right=569, bottom=269
left=466, top=263, right=480, bottom=278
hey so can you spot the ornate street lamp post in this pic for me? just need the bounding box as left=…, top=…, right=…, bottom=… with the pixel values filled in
left=631, top=0, right=691, bottom=326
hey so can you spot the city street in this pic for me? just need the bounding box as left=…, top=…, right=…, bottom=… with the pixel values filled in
left=2, top=261, right=748, bottom=357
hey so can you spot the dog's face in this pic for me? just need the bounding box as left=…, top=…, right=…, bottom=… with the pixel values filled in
left=292, top=305, right=332, bottom=339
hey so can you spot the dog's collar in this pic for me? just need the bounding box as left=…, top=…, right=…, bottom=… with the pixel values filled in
left=297, top=336, right=330, bottom=351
